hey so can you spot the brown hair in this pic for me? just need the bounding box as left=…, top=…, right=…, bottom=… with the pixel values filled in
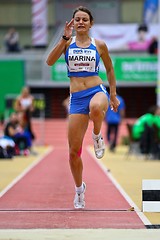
left=72, top=6, right=94, bottom=23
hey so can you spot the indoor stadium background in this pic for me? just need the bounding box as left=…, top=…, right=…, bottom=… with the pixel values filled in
left=0, top=0, right=158, bottom=120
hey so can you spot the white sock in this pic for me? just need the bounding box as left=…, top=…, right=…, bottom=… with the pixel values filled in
left=92, top=131, right=101, bottom=140
left=75, top=183, right=84, bottom=194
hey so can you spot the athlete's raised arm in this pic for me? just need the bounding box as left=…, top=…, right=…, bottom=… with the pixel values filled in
left=46, top=19, right=74, bottom=66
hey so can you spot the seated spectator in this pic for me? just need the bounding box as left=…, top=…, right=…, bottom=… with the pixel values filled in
left=132, top=105, right=160, bottom=159
left=4, top=112, right=32, bottom=156
left=4, top=28, right=21, bottom=53
left=0, top=136, right=15, bottom=159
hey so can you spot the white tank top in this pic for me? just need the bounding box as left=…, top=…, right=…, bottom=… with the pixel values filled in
left=20, top=98, right=32, bottom=108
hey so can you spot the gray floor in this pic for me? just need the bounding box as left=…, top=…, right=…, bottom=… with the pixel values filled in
left=0, top=229, right=160, bottom=240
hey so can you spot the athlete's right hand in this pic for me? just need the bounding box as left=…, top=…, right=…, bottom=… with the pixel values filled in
left=110, top=95, right=120, bottom=112
left=63, top=19, right=74, bottom=39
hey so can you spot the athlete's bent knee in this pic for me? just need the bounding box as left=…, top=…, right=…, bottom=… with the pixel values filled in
left=90, top=103, right=102, bottom=116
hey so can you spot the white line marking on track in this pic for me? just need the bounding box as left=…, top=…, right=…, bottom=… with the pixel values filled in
left=0, top=209, right=135, bottom=213
left=87, top=146, right=151, bottom=226
left=0, top=146, right=53, bottom=198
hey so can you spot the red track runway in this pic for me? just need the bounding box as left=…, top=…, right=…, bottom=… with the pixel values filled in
left=0, top=120, right=146, bottom=229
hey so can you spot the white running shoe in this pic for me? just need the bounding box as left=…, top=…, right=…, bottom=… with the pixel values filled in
left=93, top=134, right=105, bottom=159
left=74, top=182, right=86, bottom=209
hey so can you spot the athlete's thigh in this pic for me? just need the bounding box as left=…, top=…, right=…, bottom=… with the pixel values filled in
left=68, top=114, right=89, bottom=149
left=89, top=91, right=109, bottom=112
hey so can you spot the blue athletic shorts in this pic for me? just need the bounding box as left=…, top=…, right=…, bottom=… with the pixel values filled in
left=69, top=84, right=109, bottom=114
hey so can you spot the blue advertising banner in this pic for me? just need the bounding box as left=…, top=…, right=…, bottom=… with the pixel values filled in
left=143, top=0, right=158, bottom=23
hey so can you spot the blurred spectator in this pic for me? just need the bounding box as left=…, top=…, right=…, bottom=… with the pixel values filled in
left=128, top=24, right=151, bottom=51
left=132, top=105, right=160, bottom=159
left=148, top=37, right=158, bottom=55
left=4, top=112, right=31, bottom=156
left=0, top=138, right=15, bottom=159
left=0, top=130, right=15, bottom=159
left=4, top=27, right=21, bottom=53
left=105, top=94, right=126, bottom=152
left=14, top=86, right=35, bottom=141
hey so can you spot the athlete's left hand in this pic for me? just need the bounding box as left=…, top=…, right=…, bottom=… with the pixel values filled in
left=110, top=95, right=120, bottom=112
